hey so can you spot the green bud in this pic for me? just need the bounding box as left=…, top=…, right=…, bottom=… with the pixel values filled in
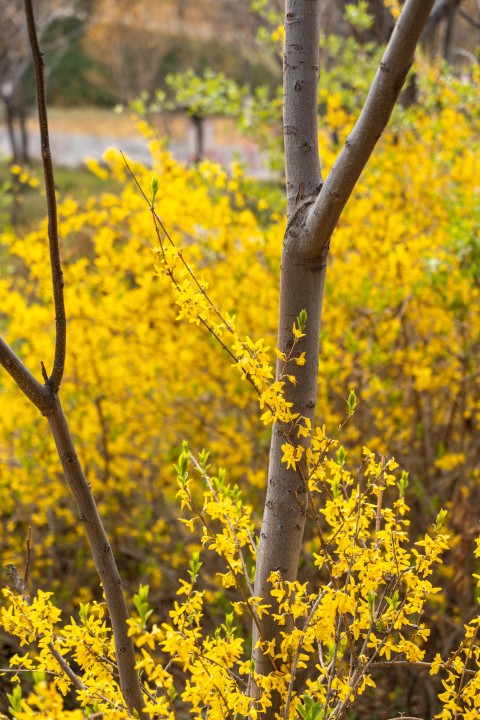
left=435, top=508, right=447, bottom=530
left=347, top=389, right=357, bottom=416
left=149, top=174, right=159, bottom=206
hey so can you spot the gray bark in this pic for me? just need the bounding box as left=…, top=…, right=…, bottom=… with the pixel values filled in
left=305, top=0, right=438, bottom=257
left=251, top=0, right=437, bottom=710
left=283, top=0, right=322, bottom=215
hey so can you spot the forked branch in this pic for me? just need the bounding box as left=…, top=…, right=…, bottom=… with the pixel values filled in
left=285, top=0, right=437, bottom=258
left=0, top=338, right=52, bottom=414
left=0, top=4, right=148, bottom=717
left=24, top=0, right=66, bottom=393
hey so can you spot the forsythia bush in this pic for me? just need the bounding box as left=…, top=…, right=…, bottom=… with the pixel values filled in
left=0, top=64, right=479, bottom=718
left=3, top=442, right=479, bottom=719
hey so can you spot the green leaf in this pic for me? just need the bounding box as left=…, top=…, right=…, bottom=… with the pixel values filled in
left=386, top=590, right=400, bottom=611
left=188, top=551, right=202, bottom=581
left=435, top=508, right=447, bottom=530
left=296, top=308, right=308, bottom=332
left=397, top=470, right=409, bottom=497
left=347, top=389, right=356, bottom=416
left=7, top=684, right=23, bottom=713
left=336, top=445, right=347, bottom=467
left=345, top=1, right=374, bottom=31
left=79, top=602, right=90, bottom=623
left=298, top=694, right=325, bottom=720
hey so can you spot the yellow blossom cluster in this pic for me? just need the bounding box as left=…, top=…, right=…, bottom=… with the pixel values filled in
left=2, top=438, right=477, bottom=719
left=0, top=63, right=479, bottom=719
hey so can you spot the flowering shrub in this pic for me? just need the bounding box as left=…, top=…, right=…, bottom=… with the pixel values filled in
left=0, top=64, right=479, bottom=718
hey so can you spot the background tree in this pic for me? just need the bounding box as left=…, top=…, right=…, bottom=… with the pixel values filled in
left=0, top=0, right=87, bottom=163
left=83, top=0, right=270, bottom=104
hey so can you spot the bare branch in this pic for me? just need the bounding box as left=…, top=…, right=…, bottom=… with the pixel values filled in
left=24, top=527, right=32, bottom=588
left=24, top=0, right=66, bottom=393
left=296, top=0, right=437, bottom=258
left=422, top=0, right=464, bottom=41
left=458, top=7, right=480, bottom=28
left=0, top=337, right=52, bottom=414
left=47, top=394, right=147, bottom=719
left=47, top=643, right=86, bottom=692
left=370, top=659, right=478, bottom=677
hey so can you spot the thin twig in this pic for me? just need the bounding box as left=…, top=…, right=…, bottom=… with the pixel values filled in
left=453, top=624, right=479, bottom=719
left=283, top=589, right=330, bottom=720
left=122, top=153, right=233, bottom=333
left=374, top=455, right=386, bottom=550
left=190, top=453, right=255, bottom=596
left=370, top=660, right=477, bottom=677
left=178, top=473, right=279, bottom=674
left=6, top=565, right=85, bottom=692
left=458, top=7, right=480, bottom=27
left=23, top=527, right=32, bottom=589
left=24, top=0, right=66, bottom=393
left=47, top=643, right=85, bottom=692
left=124, top=156, right=305, bottom=455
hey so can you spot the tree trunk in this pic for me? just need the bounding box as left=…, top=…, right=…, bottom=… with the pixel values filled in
left=251, top=0, right=437, bottom=715
left=421, top=0, right=463, bottom=53
left=4, top=96, right=20, bottom=162
left=18, top=104, right=30, bottom=164
left=191, top=113, right=204, bottom=163
left=251, top=0, right=324, bottom=684
left=443, top=5, right=458, bottom=61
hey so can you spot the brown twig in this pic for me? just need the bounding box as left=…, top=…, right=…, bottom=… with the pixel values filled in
left=374, top=454, right=386, bottom=550
left=23, top=527, right=32, bottom=589
left=6, top=564, right=85, bottom=692
left=370, top=659, right=477, bottom=677
left=0, top=338, right=52, bottom=414
left=24, top=0, right=66, bottom=393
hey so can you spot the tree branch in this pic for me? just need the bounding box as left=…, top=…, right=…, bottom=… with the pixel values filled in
left=292, top=0, right=436, bottom=258
left=24, top=0, right=66, bottom=393
left=458, top=7, right=480, bottom=28
left=422, top=0, right=464, bottom=42
left=0, top=337, right=53, bottom=414
left=1, top=5, right=148, bottom=716
left=47, top=394, right=147, bottom=718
